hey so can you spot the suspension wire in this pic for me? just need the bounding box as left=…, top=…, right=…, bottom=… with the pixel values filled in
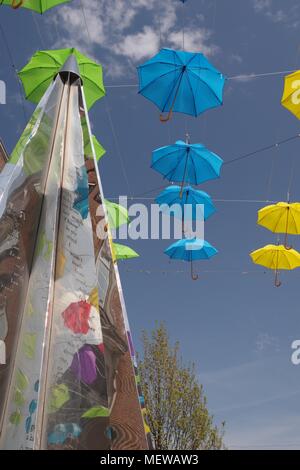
left=31, top=11, right=46, bottom=48
left=76, top=0, right=131, bottom=194
left=182, top=0, right=185, bottom=51
left=105, top=69, right=296, bottom=89
left=104, top=98, right=131, bottom=194
left=157, top=13, right=162, bottom=50
left=108, top=196, right=277, bottom=204
left=265, top=143, right=278, bottom=202
left=0, top=21, right=27, bottom=125
left=121, top=267, right=267, bottom=276
left=79, top=0, right=91, bottom=43
left=224, top=134, right=300, bottom=165
left=124, top=133, right=300, bottom=199
left=287, top=152, right=296, bottom=201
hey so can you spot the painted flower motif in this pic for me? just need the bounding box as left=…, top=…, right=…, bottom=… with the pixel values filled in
left=62, top=301, right=91, bottom=334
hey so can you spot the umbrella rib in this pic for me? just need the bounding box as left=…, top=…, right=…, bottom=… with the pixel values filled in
left=167, top=150, right=188, bottom=181
left=38, top=50, right=63, bottom=67
left=162, top=69, right=185, bottom=113
left=288, top=209, right=298, bottom=234
left=138, top=69, right=182, bottom=95
left=188, top=69, right=222, bottom=105
left=185, top=70, right=197, bottom=116
left=189, top=151, right=198, bottom=184
left=152, top=147, right=178, bottom=165
left=25, top=75, right=53, bottom=100
left=139, top=61, right=182, bottom=69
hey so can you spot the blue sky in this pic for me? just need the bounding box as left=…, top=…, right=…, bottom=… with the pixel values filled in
left=1, top=0, right=300, bottom=450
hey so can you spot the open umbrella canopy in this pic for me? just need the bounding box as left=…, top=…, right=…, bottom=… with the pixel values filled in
left=165, top=238, right=218, bottom=261
left=84, top=135, right=106, bottom=161
left=250, top=244, right=300, bottom=286
left=258, top=202, right=300, bottom=234
left=137, top=48, right=226, bottom=120
left=165, top=238, right=218, bottom=280
left=112, top=243, right=139, bottom=261
left=1, top=0, right=70, bottom=13
left=258, top=202, right=300, bottom=248
left=281, top=70, right=300, bottom=119
left=18, top=48, right=105, bottom=109
left=155, top=185, right=216, bottom=220
left=152, top=140, right=223, bottom=185
left=104, top=199, right=129, bottom=229
left=250, top=244, right=300, bottom=270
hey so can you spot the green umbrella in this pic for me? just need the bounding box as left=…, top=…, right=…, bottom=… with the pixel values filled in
left=18, top=48, right=105, bottom=109
left=1, top=0, right=70, bottom=13
left=81, top=116, right=106, bottom=161
left=84, top=135, right=106, bottom=161
left=113, top=243, right=139, bottom=261
left=104, top=199, right=129, bottom=229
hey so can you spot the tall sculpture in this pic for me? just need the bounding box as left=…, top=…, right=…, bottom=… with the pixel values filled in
left=0, top=56, right=149, bottom=450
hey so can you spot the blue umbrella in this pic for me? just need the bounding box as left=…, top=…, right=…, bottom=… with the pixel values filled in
left=137, top=48, right=226, bottom=121
left=152, top=139, right=223, bottom=194
left=165, top=238, right=218, bottom=280
left=155, top=185, right=216, bottom=221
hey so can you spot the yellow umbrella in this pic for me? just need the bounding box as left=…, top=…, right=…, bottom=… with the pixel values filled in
left=257, top=202, right=300, bottom=248
left=281, top=70, right=300, bottom=119
left=250, top=244, right=300, bottom=287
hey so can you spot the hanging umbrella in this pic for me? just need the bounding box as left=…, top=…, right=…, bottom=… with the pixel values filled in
left=137, top=48, right=226, bottom=121
left=250, top=244, right=300, bottom=287
left=112, top=242, right=139, bottom=261
left=155, top=185, right=216, bottom=221
left=84, top=135, right=106, bottom=161
left=152, top=139, right=223, bottom=194
left=81, top=116, right=106, bottom=161
left=104, top=199, right=129, bottom=230
left=165, top=238, right=218, bottom=280
left=257, top=202, right=300, bottom=248
left=1, top=0, right=70, bottom=12
left=281, top=70, right=300, bottom=119
left=18, top=48, right=105, bottom=109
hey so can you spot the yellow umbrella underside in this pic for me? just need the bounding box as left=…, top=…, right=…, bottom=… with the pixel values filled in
left=257, top=202, right=300, bottom=235
left=250, top=244, right=300, bottom=271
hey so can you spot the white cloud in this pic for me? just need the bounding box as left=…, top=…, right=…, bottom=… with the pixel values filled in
left=168, top=29, right=219, bottom=56
left=253, top=0, right=300, bottom=27
left=113, top=26, right=159, bottom=62
left=49, top=0, right=219, bottom=78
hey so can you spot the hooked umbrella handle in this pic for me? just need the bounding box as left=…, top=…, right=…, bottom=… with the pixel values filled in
left=274, top=270, right=282, bottom=288
left=191, top=259, right=199, bottom=281
left=160, top=109, right=173, bottom=123
left=11, top=0, right=24, bottom=8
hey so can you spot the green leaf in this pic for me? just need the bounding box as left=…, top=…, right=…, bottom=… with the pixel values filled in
left=14, top=388, right=25, bottom=406
left=16, top=369, right=29, bottom=391
left=81, top=406, right=110, bottom=418
left=9, top=409, right=22, bottom=426
left=49, top=384, right=70, bottom=412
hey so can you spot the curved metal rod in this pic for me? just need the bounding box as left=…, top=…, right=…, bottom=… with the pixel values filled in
left=274, top=270, right=282, bottom=287
left=191, top=259, right=199, bottom=281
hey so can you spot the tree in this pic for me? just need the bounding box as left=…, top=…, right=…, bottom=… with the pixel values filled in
left=138, top=323, right=225, bottom=450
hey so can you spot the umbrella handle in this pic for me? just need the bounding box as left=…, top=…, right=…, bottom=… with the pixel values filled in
left=284, top=232, right=292, bottom=250
left=160, top=109, right=173, bottom=122
left=191, top=259, right=199, bottom=281
left=11, top=0, right=24, bottom=8
left=274, top=270, right=282, bottom=288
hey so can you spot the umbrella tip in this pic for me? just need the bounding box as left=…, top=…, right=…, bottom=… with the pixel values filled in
left=58, top=54, right=81, bottom=84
